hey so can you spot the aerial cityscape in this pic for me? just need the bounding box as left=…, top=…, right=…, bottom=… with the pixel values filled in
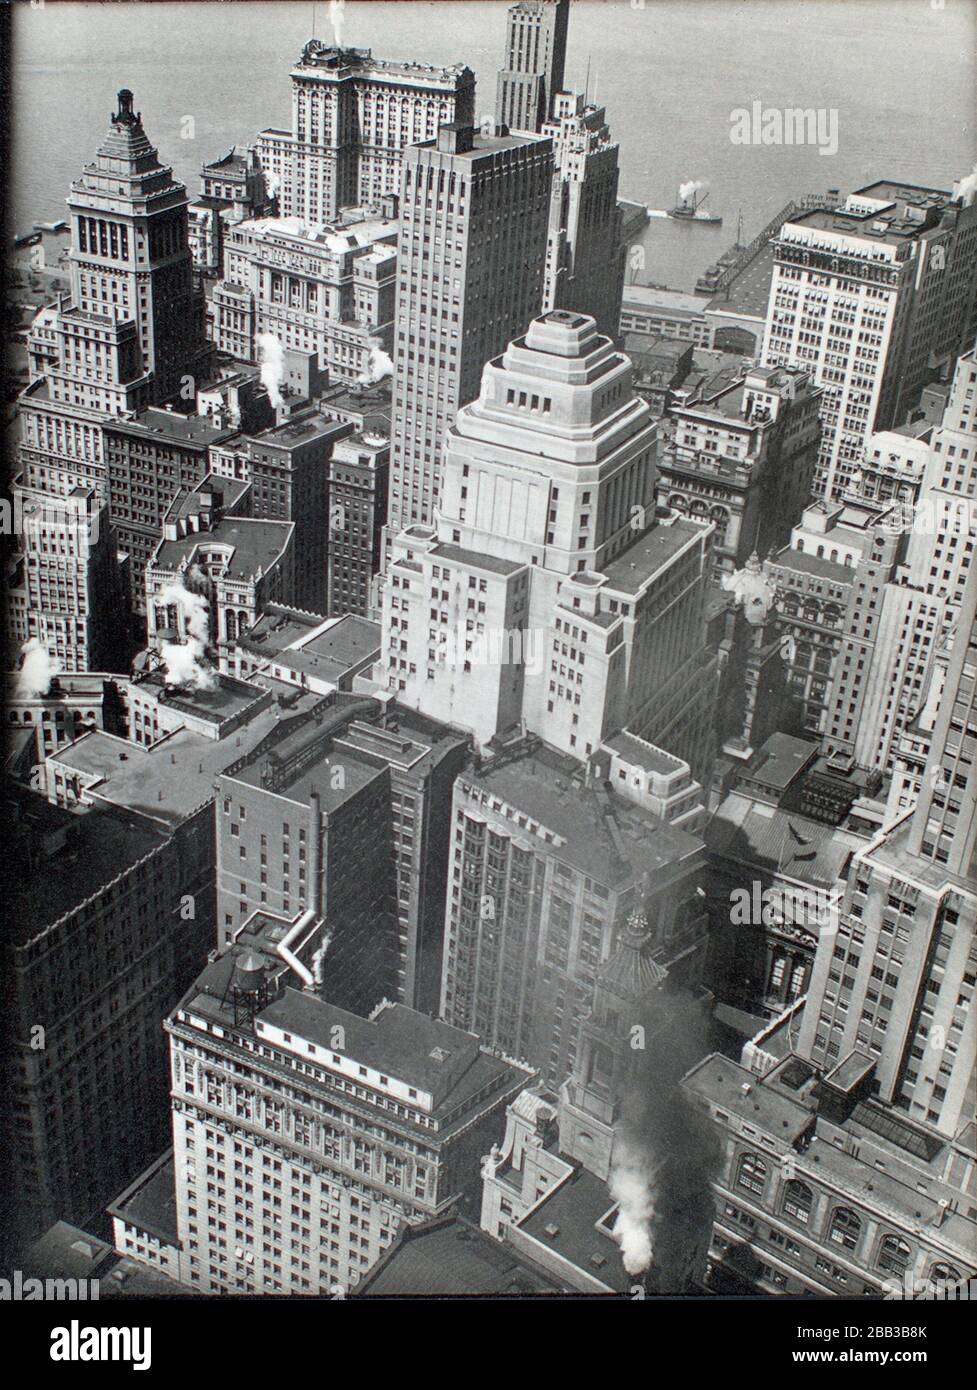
left=2, top=0, right=976, bottom=1323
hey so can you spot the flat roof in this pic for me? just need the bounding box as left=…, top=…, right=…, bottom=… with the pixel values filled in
left=106, top=408, right=239, bottom=447
left=621, top=284, right=706, bottom=316
left=232, top=720, right=381, bottom=810
left=259, top=989, right=497, bottom=1106
left=153, top=517, right=292, bottom=581
left=53, top=692, right=323, bottom=826
left=519, top=1165, right=630, bottom=1292
left=706, top=793, right=860, bottom=887
left=601, top=518, right=705, bottom=595
left=236, top=604, right=327, bottom=656
left=357, top=1214, right=561, bottom=1296
left=469, top=744, right=701, bottom=885
left=25, top=1222, right=114, bottom=1283
left=4, top=801, right=168, bottom=944
left=108, top=1149, right=180, bottom=1249
left=603, top=730, right=685, bottom=777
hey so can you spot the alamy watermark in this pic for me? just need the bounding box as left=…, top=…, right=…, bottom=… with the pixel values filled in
left=729, top=881, right=843, bottom=938
left=730, top=101, right=839, bottom=157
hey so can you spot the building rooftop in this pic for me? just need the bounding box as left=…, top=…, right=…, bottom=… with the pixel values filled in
left=518, top=1164, right=631, bottom=1292
left=356, top=1213, right=561, bottom=1296
left=231, top=714, right=382, bottom=809
left=237, top=213, right=397, bottom=253
left=707, top=792, right=861, bottom=888
left=249, top=411, right=349, bottom=450
left=621, top=284, right=706, bottom=317
left=469, top=743, right=702, bottom=885
left=152, top=517, right=292, bottom=581
left=3, top=792, right=169, bottom=945
left=24, top=1222, right=115, bottom=1283
left=601, top=517, right=707, bottom=595
left=106, top=407, right=240, bottom=448
left=603, top=730, right=686, bottom=777
left=429, top=542, right=525, bottom=577
left=108, top=1149, right=181, bottom=1249
left=767, top=546, right=854, bottom=582
left=236, top=604, right=328, bottom=656
left=52, top=689, right=324, bottom=826
left=134, top=670, right=269, bottom=726
left=743, top=731, right=820, bottom=793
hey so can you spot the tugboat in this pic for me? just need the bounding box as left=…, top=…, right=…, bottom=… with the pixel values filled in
left=667, top=188, right=722, bottom=225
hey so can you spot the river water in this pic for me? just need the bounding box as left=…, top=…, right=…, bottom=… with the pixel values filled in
left=10, top=0, right=977, bottom=290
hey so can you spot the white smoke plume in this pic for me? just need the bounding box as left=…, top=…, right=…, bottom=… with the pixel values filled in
left=265, top=171, right=280, bottom=201
left=679, top=179, right=706, bottom=204
left=16, top=637, right=61, bottom=698
left=609, top=991, right=720, bottom=1293
left=609, top=1140, right=656, bottom=1275
left=356, top=342, right=394, bottom=386
left=158, top=576, right=217, bottom=691
left=329, top=0, right=345, bottom=48
left=953, top=163, right=977, bottom=207
left=257, top=331, right=286, bottom=409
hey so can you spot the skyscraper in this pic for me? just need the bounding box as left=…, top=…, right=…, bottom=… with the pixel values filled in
left=797, top=563, right=976, bottom=1136
left=383, top=311, right=719, bottom=779
left=820, top=346, right=977, bottom=776
left=541, top=91, right=625, bottom=339
left=264, top=41, right=475, bottom=223
left=762, top=182, right=977, bottom=501
left=109, top=911, right=531, bottom=1294
left=7, top=489, right=128, bottom=674
left=16, top=91, right=212, bottom=513
left=67, top=89, right=212, bottom=404
left=496, top=0, right=570, bottom=135
left=388, top=124, right=553, bottom=531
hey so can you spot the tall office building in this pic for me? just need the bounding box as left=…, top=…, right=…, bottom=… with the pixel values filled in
left=762, top=181, right=977, bottom=501
left=388, top=124, right=553, bottom=532
left=110, top=913, right=531, bottom=1294
left=541, top=91, right=625, bottom=340
left=820, top=346, right=977, bottom=776
left=263, top=41, right=475, bottom=223
left=8, top=488, right=128, bottom=674
left=383, top=312, right=719, bottom=780
left=2, top=786, right=211, bottom=1255
left=16, top=90, right=212, bottom=513
left=327, top=432, right=390, bottom=617
left=798, top=562, right=976, bottom=1136
left=245, top=410, right=354, bottom=614
left=441, top=742, right=708, bottom=1087
left=66, top=89, right=212, bottom=403
left=496, top=0, right=569, bottom=135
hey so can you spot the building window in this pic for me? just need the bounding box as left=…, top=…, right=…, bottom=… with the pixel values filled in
left=736, top=1152, right=767, bottom=1196
left=782, top=1180, right=813, bottom=1226
left=877, top=1235, right=912, bottom=1275
left=828, top=1207, right=861, bottom=1251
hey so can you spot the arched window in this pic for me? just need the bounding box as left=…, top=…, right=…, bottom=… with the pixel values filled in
left=878, top=1235, right=912, bottom=1274
left=736, top=1152, right=767, bottom=1195
left=225, top=610, right=237, bottom=642
left=796, top=539, right=804, bottom=552
left=783, top=1180, right=813, bottom=1226
left=829, top=1207, right=861, bottom=1251
left=930, top=1263, right=961, bottom=1290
